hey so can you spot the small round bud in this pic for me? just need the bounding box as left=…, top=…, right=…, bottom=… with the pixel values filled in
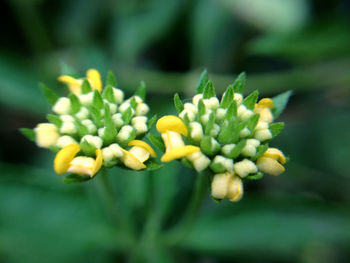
left=104, top=100, right=117, bottom=114
left=255, top=121, right=269, bottom=131
left=179, top=109, right=196, bottom=121
left=239, top=127, right=251, bottom=138
left=116, top=125, right=134, bottom=142
left=192, top=94, right=203, bottom=106
left=52, top=97, right=71, bottom=115
left=112, top=113, right=124, bottom=128
left=81, top=135, right=103, bottom=149
left=209, top=124, right=220, bottom=138
left=234, top=93, right=243, bottom=104
left=184, top=103, right=197, bottom=113
left=234, top=159, right=257, bottom=178
left=60, top=122, right=77, bottom=134
left=203, top=97, right=219, bottom=110
left=56, top=135, right=78, bottom=148
left=113, top=88, right=124, bottom=104
left=254, top=129, right=272, bottom=142
left=60, top=115, right=74, bottom=122
left=187, top=151, right=211, bottom=172
left=133, top=121, right=148, bottom=135
left=34, top=123, right=59, bottom=148
left=200, top=113, right=211, bottom=125
left=118, top=102, right=131, bottom=113
left=216, top=108, right=227, bottom=122
left=75, top=107, right=89, bottom=120
left=241, top=139, right=260, bottom=157
left=102, top=147, right=114, bottom=161
left=190, top=122, right=203, bottom=141
left=221, top=144, right=235, bottom=156
left=81, top=119, right=97, bottom=134
left=131, top=116, right=147, bottom=125
left=98, top=127, right=105, bottom=137
left=133, top=96, right=143, bottom=104
left=136, top=103, right=149, bottom=115
left=109, top=143, right=123, bottom=158
left=79, top=92, right=93, bottom=106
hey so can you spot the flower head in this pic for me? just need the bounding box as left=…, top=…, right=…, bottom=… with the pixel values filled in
left=156, top=71, right=289, bottom=202
left=22, top=69, right=159, bottom=182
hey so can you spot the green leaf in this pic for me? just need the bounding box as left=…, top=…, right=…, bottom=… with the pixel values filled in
left=122, top=107, right=133, bottom=125
left=93, top=90, right=104, bottom=109
left=223, top=101, right=237, bottom=122
left=220, top=85, right=234, bottom=108
left=129, top=97, right=138, bottom=109
left=102, top=85, right=115, bottom=102
left=224, top=140, right=246, bottom=159
left=203, top=80, right=216, bottom=99
left=247, top=114, right=260, bottom=132
left=39, top=83, right=58, bottom=106
left=269, top=122, right=285, bottom=137
left=80, top=139, right=96, bottom=156
left=248, top=172, right=264, bottom=180
left=200, top=136, right=220, bottom=156
left=210, top=161, right=226, bottom=174
left=69, top=93, right=81, bottom=114
left=272, top=90, right=293, bottom=118
left=204, top=112, right=215, bottom=135
left=89, top=106, right=102, bottom=127
left=47, top=114, right=62, bottom=128
left=174, top=93, right=184, bottom=114
left=62, top=174, right=91, bottom=184
left=81, top=79, right=92, bottom=94
left=135, top=81, right=146, bottom=100
left=243, top=90, right=259, bottom=110
left=103, top=104, right=117, bottom=145
left=147, top=133, right=165, bottom=152
left=147, top=114, right=157, bottom=129
left=20, top=128, right=35, bottom=142
left=196, top=69, right=208, bottom=94
left=197, top=99, right=206, bottom=118
left=145, top=158, right=163, bottom=171
left=75, top=119, right=89, bottom=137
left=252, top=144, right=269, bottom=161
left=218, top=119, right=237, bottom=144
left=233, top=72, right=246, bottom=93
left=181, top=158, right=194, bottom=169
left=107, top=71, right=117, bottom=87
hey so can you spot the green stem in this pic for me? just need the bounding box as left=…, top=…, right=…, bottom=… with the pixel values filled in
left=163, top=171, right=208, bottom=246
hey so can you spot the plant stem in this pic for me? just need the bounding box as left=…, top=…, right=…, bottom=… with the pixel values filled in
left=163, top=171, right=208, bottom=245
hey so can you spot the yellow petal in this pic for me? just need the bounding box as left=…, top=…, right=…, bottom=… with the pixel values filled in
left=58, top=75, right=82, bottom=95
left=263, top=148, right=286, bottom=164
left=54, top=144, right=80, bottom=174
left=161, top=145, right=200, bottom=162
left=156, top=115, right=188, bottom=136
left=121, top=149, right=146, bottom=170
left=128, top=140, right=157, bottom=157
left=87, top=69, right=102, bottom=92
left=257, top=157, right=285, bottom=176
left=92, top=149, right=103, bottom=177
left=257, top=98, right=274, bottom=109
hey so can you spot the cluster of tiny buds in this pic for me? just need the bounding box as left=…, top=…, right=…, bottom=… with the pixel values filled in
left=177, top=92, right=275, bottom=175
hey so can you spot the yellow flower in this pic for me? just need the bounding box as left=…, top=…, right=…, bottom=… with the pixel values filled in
left=156, top=116, right=200, bottom=162
left=121, top=140, right=157, bottom=170
left=211, top=172, right=243, bottom=202
left=254, top=98, right=274, bottom=123
left=58, top=69, right=102, bottom=95
left=54, top=144, right=102, bottom=177
left=257, top=148, right=286, bottom=176
left=34, top=123, right=59, bottom=148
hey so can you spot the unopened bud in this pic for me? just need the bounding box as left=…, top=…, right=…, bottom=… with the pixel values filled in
left=79, top=92, right=93, bottom=106
left=53, top=97, right=71, bottom=115
left=234, top=159, right=257, bottom=178
left=190, top=122, right=203, bottom=141
left=34, top=123, right=59, bottom=148
left=75, top=107, right=89, bottom=120
left=56, top=135, right=77, bottom=148
left=192, top=94, right=203, bottom=106
left=60, top=122, right=77, bottom=134
left=187, top=151, right=210, bottom=172
left=113, top=88, right=124, bottom=104
left=136, top=103, right=149, bottom=115
left=81, top=135, right=103, bottom=149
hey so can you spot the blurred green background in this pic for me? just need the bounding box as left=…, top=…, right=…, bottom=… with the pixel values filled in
left=1, top=0, right=350, bottom=262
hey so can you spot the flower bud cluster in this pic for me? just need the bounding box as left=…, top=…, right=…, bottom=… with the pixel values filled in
left=27, top=69, right=156, bottom=181
left=164, top=72, right=288, bottom=202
